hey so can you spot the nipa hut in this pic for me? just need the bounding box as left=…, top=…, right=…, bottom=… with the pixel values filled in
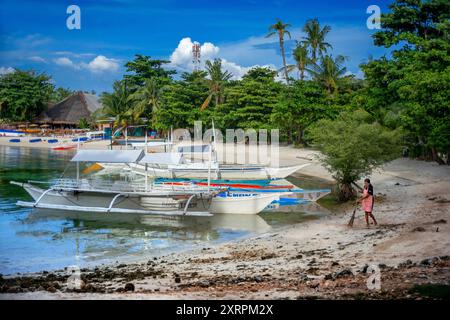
left=36, top=91, right=103, bottom=129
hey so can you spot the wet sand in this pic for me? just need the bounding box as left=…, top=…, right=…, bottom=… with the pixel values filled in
left=1, top=153, right=449, bottom=299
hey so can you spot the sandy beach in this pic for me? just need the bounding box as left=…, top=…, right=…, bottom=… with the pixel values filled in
left=0, top=141, right=449, bottom=300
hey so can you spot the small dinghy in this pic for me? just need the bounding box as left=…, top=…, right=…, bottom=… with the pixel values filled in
left=52, top=144, right=76, bottom=151
left=9, top=138, right=20, bottom=143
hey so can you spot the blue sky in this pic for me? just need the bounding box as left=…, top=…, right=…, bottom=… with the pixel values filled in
left=0, top=0, right=392, bottom=93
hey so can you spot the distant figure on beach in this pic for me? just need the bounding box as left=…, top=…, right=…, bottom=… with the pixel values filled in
left=357, top=178, right=377, bottom=227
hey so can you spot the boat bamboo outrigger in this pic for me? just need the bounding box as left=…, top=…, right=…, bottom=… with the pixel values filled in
left=11, top=149, right=284, bottom=216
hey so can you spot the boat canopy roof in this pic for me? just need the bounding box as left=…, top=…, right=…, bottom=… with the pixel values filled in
left=70, top=149, right=144, bottom=163
left=178, top=144, right=210, bottom=153
left=139, top=152, right=183, bottom=165
left=131, top=142, right=172, bottom=148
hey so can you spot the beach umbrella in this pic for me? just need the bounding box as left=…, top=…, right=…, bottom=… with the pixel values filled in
left=41, top=124, right=50, bottom=128
left=29, top=124, right=38, bottom=127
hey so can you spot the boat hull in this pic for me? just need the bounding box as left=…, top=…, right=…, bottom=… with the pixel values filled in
left=129, top=163, right=310, bottom=180
left=15, top=182, right=281, bottom=215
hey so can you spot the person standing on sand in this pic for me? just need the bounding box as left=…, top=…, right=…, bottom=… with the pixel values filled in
left=356, top=178, right=377, bottom=227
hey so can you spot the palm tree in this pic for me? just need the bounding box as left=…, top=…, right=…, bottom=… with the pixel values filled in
left=99, top=81, right=139, bottom=127
left=200, top=59, right=233, bottom=110
left=302, top=18, right=332, bottom=63
left=307, top=55, right=348, bottom=95
left=279, top=42, right=312, bottom=81
left=131, top=78, right=162, bottom=125
left=266, top=19, right=292, bottom=84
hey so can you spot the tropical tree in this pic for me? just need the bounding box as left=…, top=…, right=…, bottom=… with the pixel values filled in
left=361, top=0, right=450, bottom=164
left=99, top=81, right=139, bottom=128
left=0, top=69, right=54, bottom=121
left=50, top=87, right=73, bottom=103
left=272, top=80, right=340, bottom=144
left=280, top=42, right=312, bottom=81
left=124, top=54, right=176, bottom=88
left=308, top=55, right=348, bottom=95
left=308, top=109, right=403, bottom=201
left=219, top=67, right=282, bottom=129
left=266, top=19, right=292, bottom=84
left=156, top=71, right=209, bottom=129
left=302, top=18, right=332, bottom=63
left=131, top=78, right=163, bottom=125
left=200, top=59, right=233, bottom=110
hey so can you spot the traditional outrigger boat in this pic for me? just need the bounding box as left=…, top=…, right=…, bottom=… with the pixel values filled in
left=98, top=149, right=310, bottom=180
left=153, top=178, right=332, bottom=202
left=11, top=149, right=283, bottom=216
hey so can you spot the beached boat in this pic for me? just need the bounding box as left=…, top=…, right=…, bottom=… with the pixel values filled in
left=153, top=178, right=331, bottom=201
left=52, top=144, right=77, bottom=151
left=129, top=162, right=309, bottom=180
left=0, top=129, right=25, bottom=137
left=99, top=151, right=310, bottom=180
left=11, top=149, right=282, bottom=216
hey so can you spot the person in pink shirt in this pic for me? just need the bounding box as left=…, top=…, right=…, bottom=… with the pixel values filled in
left=357, top=178, right=377, bottom=227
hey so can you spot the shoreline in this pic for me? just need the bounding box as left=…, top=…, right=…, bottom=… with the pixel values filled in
left=0, top=155, right=449, bottom=299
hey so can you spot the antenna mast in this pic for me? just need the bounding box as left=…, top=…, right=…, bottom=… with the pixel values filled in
left=192, top=42, right=201, bottom=71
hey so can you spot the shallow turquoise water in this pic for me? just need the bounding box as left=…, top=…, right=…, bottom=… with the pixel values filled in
left=0, top=145, right=332, bottom=275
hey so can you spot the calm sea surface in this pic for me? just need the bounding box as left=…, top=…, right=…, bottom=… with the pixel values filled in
left=0, top=145, right=333, bottom=275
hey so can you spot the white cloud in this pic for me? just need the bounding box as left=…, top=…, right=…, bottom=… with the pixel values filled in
left=169, top=37, right=277, bottom=80
left=29, top=56, right=47, bottom=63
left=53, top=55, right=119, bottom=73
left=84, top=55, right=120, bottom=73
left=54, top=57, right=79, bottom=69
left=16, top=34, right=51, bottom=48
left=0, top=67, right=15, bottom=75
left=53, top=51, right=96, bottom=58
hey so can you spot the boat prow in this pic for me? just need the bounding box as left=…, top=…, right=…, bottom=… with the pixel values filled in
left=265, top=163, right=311, bottom=179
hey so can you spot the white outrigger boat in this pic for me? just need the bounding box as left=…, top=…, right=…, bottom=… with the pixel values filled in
left=98, top=149, right=310, bottom=180
left=11, top=149, right=283, bottom=216
left=98, top=123, right=310, bottom=180
left=128, top=160, right=309, bottom=180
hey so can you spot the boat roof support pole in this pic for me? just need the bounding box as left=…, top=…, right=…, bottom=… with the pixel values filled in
left=145, top=129, right=148, bottom=192
left=33, top=188, right=53, bottom=207
left=125, top=127, right=128, bottom=150
left=183, top=194, right=197, bottom=215
left=107, top=193, right=125, bottom=213
left=207, top=143, right=212, bottom=192
left=76, top=134, right=80, bottom=185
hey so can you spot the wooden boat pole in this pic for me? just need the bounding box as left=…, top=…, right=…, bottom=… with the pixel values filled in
left=76, top=134, right=80, bottom=185
left=208, top=143, right=212, bottom=192
left=145, top=128, right=148, bottom=192
left=125, top=126, right=128, bottom=150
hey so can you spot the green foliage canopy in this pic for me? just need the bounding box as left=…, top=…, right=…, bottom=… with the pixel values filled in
left=0, top=70, right=54, bottom=121
left=308, top=109, right=403, bottom=200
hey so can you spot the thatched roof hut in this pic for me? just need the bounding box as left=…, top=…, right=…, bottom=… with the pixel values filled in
left=37, top=91, right=102, bottom=125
